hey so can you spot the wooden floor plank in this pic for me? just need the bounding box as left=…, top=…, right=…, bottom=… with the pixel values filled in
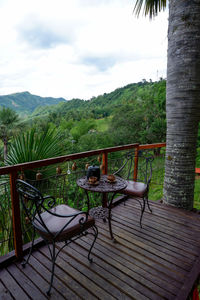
left=0, top=280, right=13, bottom=300
left=79, top=233, right=181, bottom=296
left=111, top=213, right=196, bottom=265
left=69, top=238, right=164, bottom=300
left=119, top=203, right=200, bottom=246
left=33, top=247, right=90, bottom=300
left=1, top=198, right=200, bottom=300
left=127, top=200, right=200, bottom=234
left=96, top=221, right=186, bottom=282
left=85, top=226, right=183, bottom=289
left=75, top=235, right=178, bottom=299
left=113, top=210, right=200, bottom=256
left=20, top=255, right=66, bottom=299
left=150, top=201, right=200, bottom=221
left=0, top=268, right=29, bottom=300
left=67, top=241, right=150, bottom=300
left=97, top=220, right=189, bottom=278
left=58, top=244, right=135, bottom=300
left=6, top=263, right=46, bottom=300
left=55, top=252, right=118, bottom=300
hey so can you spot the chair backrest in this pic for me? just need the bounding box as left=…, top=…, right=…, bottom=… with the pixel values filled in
left=112, top=150, right=154, bottom=185
left=16, top=179, right=58, bottom=232
left=16, top=179, right=90, bottom=240
left=16, top=179, right=45, bottom=221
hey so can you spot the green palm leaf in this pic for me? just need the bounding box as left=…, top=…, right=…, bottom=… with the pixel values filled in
left=134, top=0, right=167, bottom=18
left=5, top=128, right=63, bottom=179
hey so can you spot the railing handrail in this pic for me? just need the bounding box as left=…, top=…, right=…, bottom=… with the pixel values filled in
left=0, top=142, right=166, bottom=175
left=0, top=142, right=166, bottom=261
left=0, top=143, right=140, bottom=175
left=139, top=142, right=166, bottom=150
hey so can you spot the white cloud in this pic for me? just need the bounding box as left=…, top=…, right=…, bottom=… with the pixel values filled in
left=0, top=0, right=168, bottom=99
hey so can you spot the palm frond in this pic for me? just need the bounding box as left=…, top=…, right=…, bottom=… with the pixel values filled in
left=5, top=128, right=62, bottom=165
left=134, top=0, right=167, bottom=19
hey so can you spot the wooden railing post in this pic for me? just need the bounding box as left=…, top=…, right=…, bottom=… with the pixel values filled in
left=102, top=152, right=108, bottom=175
left=133, top=146, right=139, bottom=181
left=10, top=171, right=23, bottom=260
left=102, top=152, right=108, bottom=207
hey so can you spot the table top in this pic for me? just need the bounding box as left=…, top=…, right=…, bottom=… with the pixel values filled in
left=76, top=175, right=127, bottom=193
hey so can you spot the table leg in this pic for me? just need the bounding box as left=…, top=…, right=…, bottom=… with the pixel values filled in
left=84, top=190, right=90, bottom=213
left=102, top=193, right=108, bottom=208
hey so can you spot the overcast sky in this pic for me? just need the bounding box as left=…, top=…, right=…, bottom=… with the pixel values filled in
left=0, top=0, right=168, bottom=100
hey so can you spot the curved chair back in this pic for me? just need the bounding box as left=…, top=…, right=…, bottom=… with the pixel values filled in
left=16, top=179, right=45, bottom=222
left=16, top=179, right=90, bottom=240
left=112, top=150, right=154, bottom=185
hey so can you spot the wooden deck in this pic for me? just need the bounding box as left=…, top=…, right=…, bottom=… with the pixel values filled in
left=0, top=199, right=200, bottom=300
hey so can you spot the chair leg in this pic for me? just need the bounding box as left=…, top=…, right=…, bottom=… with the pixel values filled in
left=140, top=197, right=146, bottom=228
left=22, top=227, right=36, bottom=268
left=88, top=225, right=98, bottom=262
left=123, top=195, right=128, bottom=206
left=47, top=242, right=56, bottom=296
left=108, top=208, right=114, bottom=240
left=146, top=197, right=152, bottom=213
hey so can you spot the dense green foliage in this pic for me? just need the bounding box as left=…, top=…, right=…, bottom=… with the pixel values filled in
left=6, top=127, right=62, bottom=165
left=0, top=107, right=21, bottom=161
left=21, top=79, right=167, bottom=154
left=0, top=80, right=167, bottom=160
left=5, top=127, right=62, bottom=179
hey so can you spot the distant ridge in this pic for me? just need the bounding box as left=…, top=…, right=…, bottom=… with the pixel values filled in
left=0, top=91, right=66, bottom=116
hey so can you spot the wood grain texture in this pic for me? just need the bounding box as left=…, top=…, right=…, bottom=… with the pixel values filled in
left=1, top=198, right=200, bottom=300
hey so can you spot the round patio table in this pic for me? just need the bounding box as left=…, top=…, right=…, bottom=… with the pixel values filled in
left=77, top=175, right=127, bottom=240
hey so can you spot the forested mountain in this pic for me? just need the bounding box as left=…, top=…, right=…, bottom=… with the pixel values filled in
left=0, top=80, right=166, bottom=121
left=23, top=79, right=166, bottom=153
left=0, top=91, right=66, bottom=116
left=31, top=79, right=166, bottom=121
left=0, top=79, right=167, bottom=160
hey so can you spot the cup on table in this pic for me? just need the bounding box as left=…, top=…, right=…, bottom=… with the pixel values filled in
left=107, top=174, right=115, bottom=182
left=88, top=176, right=98, bottom=184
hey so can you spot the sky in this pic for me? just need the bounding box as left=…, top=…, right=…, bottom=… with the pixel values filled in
left=0, top=0, right=168, bottom=100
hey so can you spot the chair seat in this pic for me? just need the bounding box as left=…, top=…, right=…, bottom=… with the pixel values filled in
left=122, top=180, right=148, bottom=198
left=33, top=204, right=95, bottom=242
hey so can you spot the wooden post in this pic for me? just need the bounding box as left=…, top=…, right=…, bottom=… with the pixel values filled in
left=133, top=146, right=139, bottom=181
left=10, top=172, right=23, bottom=260
left=102, top=152, right=108, bottom=207
left=102, top=152, right=108, bottom=175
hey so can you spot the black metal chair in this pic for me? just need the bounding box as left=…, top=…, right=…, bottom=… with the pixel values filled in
left=112, top=151, right=154, bottom=227
left=16, top=179, right=98, bottom=295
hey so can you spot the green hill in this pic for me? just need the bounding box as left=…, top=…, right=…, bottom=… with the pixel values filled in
left=30, top=79, right=166, bottom=121
left=0, top=80, right=166, bottom=128
left=0, top=91, right=66, bottom=117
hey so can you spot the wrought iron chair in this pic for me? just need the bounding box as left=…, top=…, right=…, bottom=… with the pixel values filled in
left=113, top=151, right=154, bottom=227
left=16, top=179, right=98, bottom=295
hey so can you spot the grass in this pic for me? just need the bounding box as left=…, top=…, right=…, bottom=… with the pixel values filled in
left=95, top=116, right=111, bottom=132
left=148, top=153, right=200, bottom=210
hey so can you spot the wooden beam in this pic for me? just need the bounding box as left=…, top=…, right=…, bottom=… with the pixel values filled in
left=133, top=146, right=139, bottom=181
left=139, top=142, right=166, bottom=150
left=10, top=172, right=23, bottom=260
left=0, top=143, right=140, bottom=175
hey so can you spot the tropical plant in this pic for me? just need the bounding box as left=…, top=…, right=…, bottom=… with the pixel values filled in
left=5, top=127, right=63, bottom=179
left=134, top=0, right=200, bottom=209
left=0, top=107, right=21, bottom=161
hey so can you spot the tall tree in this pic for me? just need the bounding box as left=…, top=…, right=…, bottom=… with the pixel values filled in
left=134, top=0, right=200, bottom=209
left=0, top=107, right=20, bottom=161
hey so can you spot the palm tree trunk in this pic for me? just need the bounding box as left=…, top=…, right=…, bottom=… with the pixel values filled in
left=163, top=0, right=200, bottom=209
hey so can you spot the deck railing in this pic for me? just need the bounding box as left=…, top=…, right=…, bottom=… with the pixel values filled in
left=0, top=142, right=166, bottom=262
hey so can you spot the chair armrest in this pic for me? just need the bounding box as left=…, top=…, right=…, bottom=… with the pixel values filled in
left=43, top=195, right=56, bottom=208
left=47, top=209, right=87, bottom=218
